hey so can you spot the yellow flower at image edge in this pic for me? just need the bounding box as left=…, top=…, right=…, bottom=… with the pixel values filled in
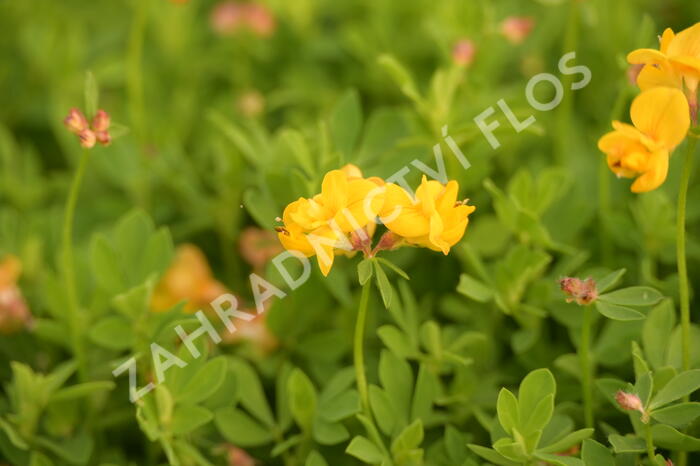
left=598, top=87, right=690, bottom=193
left=381, top=176, right=475, bottom=254
left=628, top=24, right=700, bottom=94
left=277, top=167, right=384, bottom=276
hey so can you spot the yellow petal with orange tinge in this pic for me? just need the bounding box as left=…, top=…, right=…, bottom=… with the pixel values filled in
left=278, top=228, right=315, bottom=257
left=666, top=23, right=700, bottom=58
left=630, top=150, right=670, bottom=193
left=630, top=87, right=690, bottom=149
left=636, top=63, right=682, bottom=91
left=627, top=48, right=667, bottom=65
left=320, top=170, right=349, bottom=213
left=660, top=28, right=676, bottom=54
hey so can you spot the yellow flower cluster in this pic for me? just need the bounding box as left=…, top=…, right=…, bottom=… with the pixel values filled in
left=276, top=164, right=475, bottom=276
left=598, top=23, right=699, bottom=192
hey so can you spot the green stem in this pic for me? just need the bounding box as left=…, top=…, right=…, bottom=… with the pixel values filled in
left=676, top=136, right=696, bottom=466
left=677, top=136, right=697, bottom=374
left=645, top=423, right=658, bottom=466
left=580, top=305, right=594, bottom=428
left=354, top=280, right=372, bottom=415
left=62, top=149, right=92, bottom=381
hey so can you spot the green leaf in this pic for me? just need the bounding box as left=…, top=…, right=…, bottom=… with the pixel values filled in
left=305, top=450, right=329, bottom=466
left=229, top=358, right=275, bottom=427
left=312, top=416, right=349, bottom=445
left=215, top=407, right=273, bottom=447
left=650, top=402, right=700, bottom=427
left=650, top=369, right=700, bottom=410
left=467, top=445, right=519, bottom=466
left=496, top=388, right=519, bottom=435
left=533, top=452, right=584, bottom=466
left=170, top=405, right=213, bottom=435
left=596, top=269, right=626, bottom=293
left=369, top=385, right=396, bottom=436
left=358, top=259, right=373, bottom=285
left=288, top=368, right=317, bottom=431
left=318, top=389, right=359, bottom=422
left=377, top=55, right=422, bottom=104
left=49, top=381, right=115, bottom=403
left=457, top=274, right=494, bottom=302
left=410, top=364, right=438, bottom=422
left=90, top=234, right=124, bottom=293
left=522, top=394, right=554, bottom=435
left=373, top=261, right=393, bottom=308
left=330, top=89, right=362, bottom=159
left=643, top=300, right=675, bottom=369
left=378, top=351, right=412, bottom=430
left=175, top=357, right=228, bottom=405
left=518, top=368, right=556, bottom=430
left=493, top=437, right=528, bottom=462
left=377, top=325, right=415, bottom=359
left=0, top=417, right=28, bottom=450
left=88, top=316, right=134, bottom=351
left=651, top=424, right=700, bottom=451
left=84, top=71, right=98, bottom=118
left=598, top=286, right=663, bottom=307
left=346, top=436, right=384, bottom=464
left=539, top=428, right=594, bottom=453
left=595, top=301, right=645, bottom=321
left=608, top=434, right=645, bottom=453
left=581, top=439, right=614, bottom=466
left=375, top=257, right=409, bottom=281
left=391, top=419, right=423, bottom=456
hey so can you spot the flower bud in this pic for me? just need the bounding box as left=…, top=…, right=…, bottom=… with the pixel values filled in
left=627, top=64, right=644, bottom=86
left=500, top=16, right=534, bottom=44
left=615, top=390, right=649, bottom=422
left=239, top=227, right=283, bottom=271
left=64, top=108, right=89, bottom=134
left=559, top=277, right=597, bottom=305
left=244, top=3, right=276, bottom=37
left=452, top=39, right=476, bottom=67
left=92, top=109, right=111, bottom=132
left=226, top=445, right=256, bottom=466
left=78, top=129, right=97, bottom=149
left=211, top=2, right=246, bottom=35
left=95, top=131, right=112, bottom=146
left=0, top=286, right=32, bottom=334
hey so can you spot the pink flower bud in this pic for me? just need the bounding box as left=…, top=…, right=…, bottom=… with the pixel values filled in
left=500, top=16, right=534, bottom=44
left=627, top=64, right=644, bottom=86
left=95, top=131, right=112, bottom=146
left=0, top=286, right=32, bottom=334
left=452, top=39, right=476, bottom=67
left=226, top=445, right=256, bottom=466
left=559, top=277, right=597, bottom=306
left=211, top=2, right=246, bottom=35
left=64, top=108, right=89, bottom=134
left=615, top=390, right=649, bottom=422
left=78, top=129, right=97, bottom=149
left=666, top=459, right=674, bottom=466
left=92, top=109, right=111, bottom=132
left=244, top=3, right=276, bottom=37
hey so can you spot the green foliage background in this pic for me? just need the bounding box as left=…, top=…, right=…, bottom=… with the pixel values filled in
left=1, top=0, right=700, bottom=465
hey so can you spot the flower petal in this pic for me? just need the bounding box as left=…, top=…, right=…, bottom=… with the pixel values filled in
left=630, top=87, right=689, bottom=149
left=630, top=150, right=670, bottom=193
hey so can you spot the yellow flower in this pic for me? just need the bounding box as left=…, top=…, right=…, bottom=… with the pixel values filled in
left=598, top=87, right=690, bottom=193
left=151, top=244, right=228, bottom=312
left=628, top=24, right=700, bottom=96
left=277, top=168, right=384, bottom=276
left=380, top=176, right=475, bottom=254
